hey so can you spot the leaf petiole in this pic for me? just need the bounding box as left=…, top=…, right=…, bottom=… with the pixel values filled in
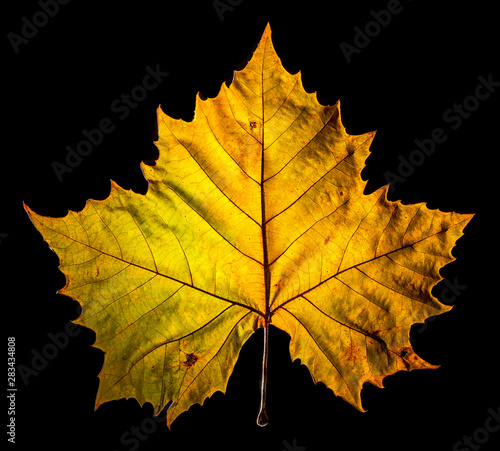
left=256, top=313, right=270, bottom=426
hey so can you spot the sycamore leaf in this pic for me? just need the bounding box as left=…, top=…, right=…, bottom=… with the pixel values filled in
left=24, top=23, right=473, bottom=427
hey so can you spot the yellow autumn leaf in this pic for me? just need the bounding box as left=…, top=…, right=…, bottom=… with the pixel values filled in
left=24, top=23, right=473, bottom=427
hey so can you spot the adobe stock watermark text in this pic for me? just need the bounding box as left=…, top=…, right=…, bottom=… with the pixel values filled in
left=52, top=64, right=169, bottom=182
left=384, top=73, right=499, bottom=190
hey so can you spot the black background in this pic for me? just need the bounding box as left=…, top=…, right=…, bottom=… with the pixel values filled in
left=3, top=1, right=499, bottom=450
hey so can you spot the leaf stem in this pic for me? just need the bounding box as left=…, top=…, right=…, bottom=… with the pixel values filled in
left=256, top=312, right=270, bottom=426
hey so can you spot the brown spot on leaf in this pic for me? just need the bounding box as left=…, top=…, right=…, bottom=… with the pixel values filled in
left=399, top=346, right=414, bottom=370
left=249, top=120, right=261, bottom=130
left=181, top=352, right=200, bottom=370
left=366, top=330, right=391, bottom=364
left=270, top=279, right=284, bottom=305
